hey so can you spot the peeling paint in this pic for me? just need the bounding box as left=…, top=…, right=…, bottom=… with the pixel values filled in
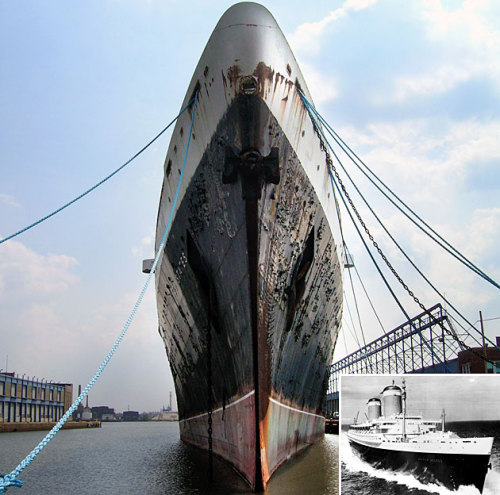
left=154, top=3, right=342, bottom=491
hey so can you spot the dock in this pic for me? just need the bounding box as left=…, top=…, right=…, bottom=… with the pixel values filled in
left=0, top=420, right=101, bottom=433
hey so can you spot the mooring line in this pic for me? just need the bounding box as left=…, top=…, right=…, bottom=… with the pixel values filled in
left=300, top=91, right=499, bottom=290
left=0, top=90, right=199, bottom=494
left=0, top=98, right=195, bottom=246
left=298, top=90, right=450, bottom=372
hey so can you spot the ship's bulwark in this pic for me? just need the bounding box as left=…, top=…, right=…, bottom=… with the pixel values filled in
left=154, top=3, right=342, bottom=490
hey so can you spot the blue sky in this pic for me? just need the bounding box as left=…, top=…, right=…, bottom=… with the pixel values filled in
left=1, top=0, right=499, bottom=413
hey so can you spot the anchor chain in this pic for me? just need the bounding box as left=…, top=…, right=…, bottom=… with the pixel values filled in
left=309, top=114, right=497, bottom=367
left=206, top=321, right=213, bottom=482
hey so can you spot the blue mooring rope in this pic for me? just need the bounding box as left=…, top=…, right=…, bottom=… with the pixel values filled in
left=299, top=89, right=500, bottom=351
left=298, top=90, right=451, bottom=373
left=0, top=98, right=194, bottom=247
left=299, top=90, right=499, bottom=291
left=0, top=90, right=199, bottom=493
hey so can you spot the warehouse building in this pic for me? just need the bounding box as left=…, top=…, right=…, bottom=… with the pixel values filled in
left=0, top=371, right=72, bottom=423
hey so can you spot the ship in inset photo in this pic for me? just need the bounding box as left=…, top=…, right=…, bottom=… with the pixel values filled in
left=340, top=375, right=500, bottom=494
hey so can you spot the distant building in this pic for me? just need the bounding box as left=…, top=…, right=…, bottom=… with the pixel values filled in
left=81, top=407, right=92, bottom=421
left=91, top=406, right=116, bottom=421
left=458, top=337, right=500, bottom=373
left=72, top=386, right=94, bottom=421
left=122, top=410, right=139, bottom=421
left=0, top=372, right=72, bottom=423
left=73, top=385, right=85, bottom=421
left=151, top=410, right=178, bottom=421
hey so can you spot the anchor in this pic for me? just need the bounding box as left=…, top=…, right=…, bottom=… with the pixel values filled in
left=223, top=147, right=280, bottom=200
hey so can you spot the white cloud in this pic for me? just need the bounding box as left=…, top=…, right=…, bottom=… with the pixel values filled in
left=336, top=118, right=500, bottom=206
left=301, top=61, right=339, bottom=104
left=392, top=64, right=476, bottom=101
left=0, top=237, right=171, bottom=411
left=0, top=240, right=80, bottom=378
left=331, top=116, right=499, bottom=355
left=384, top=0, right=500, bottom=102
left=337, top=207, right=499, bottom=358
left=461, top=207, right=500, bottom=261
left=131, top=231, right=154, bottom=258
left=0, top=239, right=79, bottom=299
left=344, top=0, right=378, bottom=10
left=288, top=0, right=378, bottom=56
left=0, top=193, right=20, bottom=207
left=288, top=0, right=497, bottom=106
left=288, top=11, right=344, bottom=57
left=65, top=287, right=170, bottom=411
left=422, top=0, right=499, bottom=50
left=372, top=210, right=497, bottom=309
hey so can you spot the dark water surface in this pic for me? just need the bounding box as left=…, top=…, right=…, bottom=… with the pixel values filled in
left=0, top=422, right=338, bottom=494
left=341, top=421, right=500, bottom=495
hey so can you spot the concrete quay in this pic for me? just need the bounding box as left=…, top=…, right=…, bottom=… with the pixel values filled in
left=0, top=420, right=101, bottom=433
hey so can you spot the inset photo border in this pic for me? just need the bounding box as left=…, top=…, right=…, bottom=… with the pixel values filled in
left=339, top=374, right=500, bottom=495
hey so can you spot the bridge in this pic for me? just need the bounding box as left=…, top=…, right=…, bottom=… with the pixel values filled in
left=324, top=303, right=464, bottom=418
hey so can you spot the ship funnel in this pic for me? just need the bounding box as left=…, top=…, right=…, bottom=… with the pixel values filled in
left=367, top=398, right=381, bottom=420
left=382, top=384, right=402, bottom=417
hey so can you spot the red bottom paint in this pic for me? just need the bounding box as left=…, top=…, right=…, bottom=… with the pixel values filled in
left=179, top=391, right=325, bottom=490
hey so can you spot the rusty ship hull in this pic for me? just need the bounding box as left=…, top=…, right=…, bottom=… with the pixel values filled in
left=154, top=3, right=343, bottom=490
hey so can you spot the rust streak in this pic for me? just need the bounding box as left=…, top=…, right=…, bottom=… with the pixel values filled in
left=254, top=62, right=275, bottom=98
left=227, top=64, right=242, bottom=88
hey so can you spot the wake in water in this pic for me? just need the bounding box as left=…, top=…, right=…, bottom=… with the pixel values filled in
left=340, top=434, right=500, bottom=495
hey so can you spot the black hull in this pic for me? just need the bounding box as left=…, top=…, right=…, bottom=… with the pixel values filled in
left=154, top=3, right=343, bottom=488
left=159, top=94, right=340, bottom=418
left=156, top=93, right=341, bottom=487
left=349, top=439, right=491, bottom=492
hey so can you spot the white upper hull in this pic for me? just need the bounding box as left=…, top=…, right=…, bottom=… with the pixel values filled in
left=155, top=2, right=342, bottom=256
left=348, top=430, right=494, bottom=456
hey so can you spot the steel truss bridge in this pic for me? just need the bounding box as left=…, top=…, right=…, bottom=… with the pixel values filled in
left=325, top=303, right=464, bottom=417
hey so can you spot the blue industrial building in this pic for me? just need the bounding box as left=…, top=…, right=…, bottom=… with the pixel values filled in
left=0, top=371, right=73, bottom=423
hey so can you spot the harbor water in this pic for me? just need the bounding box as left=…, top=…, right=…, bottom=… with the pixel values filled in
left=0, top=422, right=338, bottom=494
left=341, top=421, right=500, bottom=495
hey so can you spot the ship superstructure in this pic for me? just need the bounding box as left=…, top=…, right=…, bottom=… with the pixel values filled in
left=153, top=2, right=342, bottom=490
left=347, top=381, right=494, bottom=492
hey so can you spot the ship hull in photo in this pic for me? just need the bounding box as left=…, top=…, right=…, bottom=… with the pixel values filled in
left=348, top=437, right=492, bottom=493
left=154, top=3, right=342, bottom=491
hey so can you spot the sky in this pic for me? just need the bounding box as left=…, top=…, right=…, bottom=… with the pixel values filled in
left=0, top=0, right=499, bottom=413
left=340, top=374, right=500, bottom=422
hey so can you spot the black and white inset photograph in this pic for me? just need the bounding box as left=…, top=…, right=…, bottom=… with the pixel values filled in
left=340, top=375, right=500, bottom=495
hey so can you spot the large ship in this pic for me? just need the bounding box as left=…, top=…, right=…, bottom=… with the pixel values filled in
left=152, top=2, right=343, bottom=491
left=347, top=380, right=494, bottom=492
